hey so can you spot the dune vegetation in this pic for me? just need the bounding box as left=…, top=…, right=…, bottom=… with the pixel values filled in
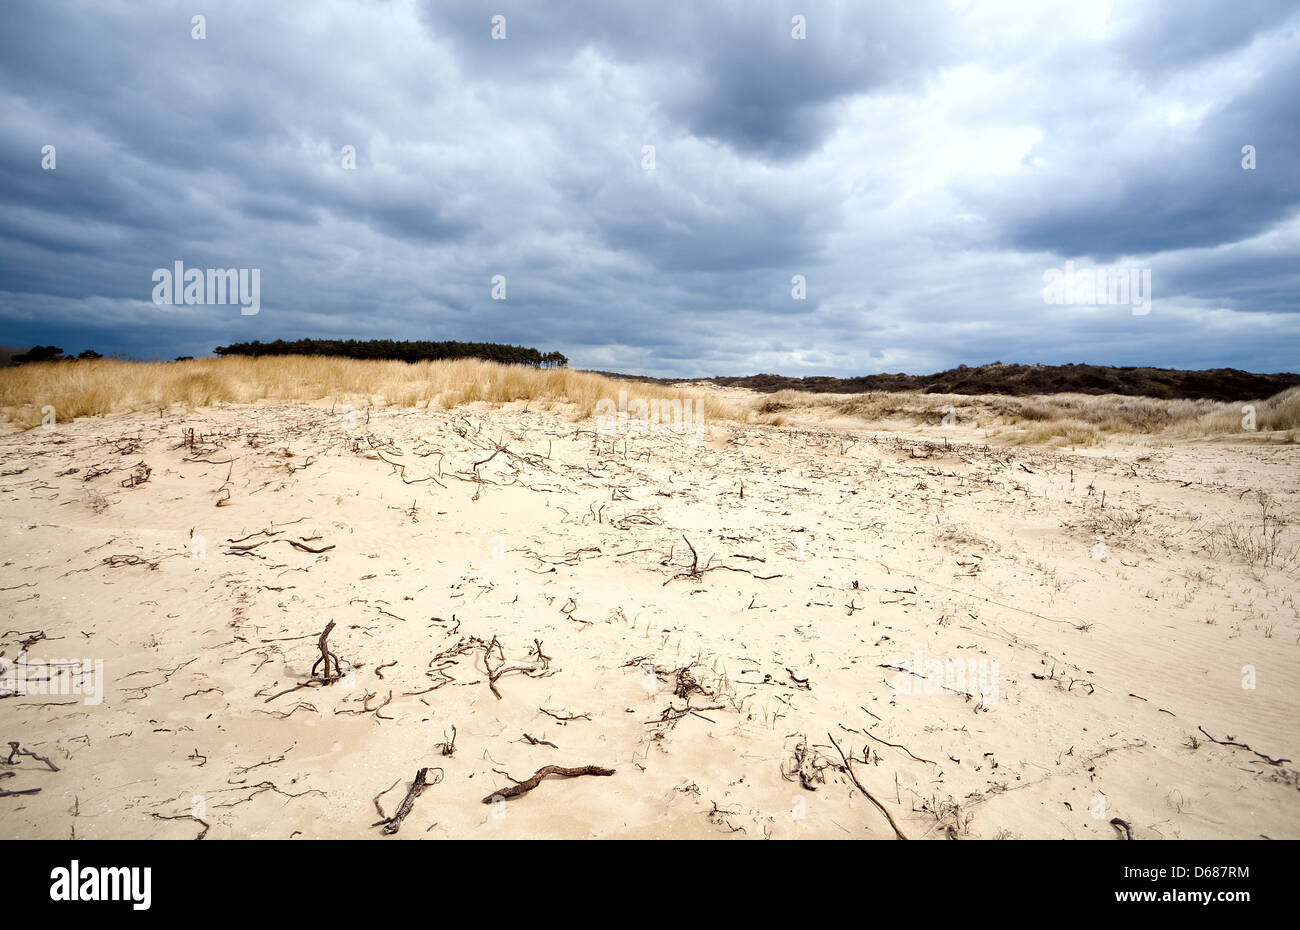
left=0, top=356, right=740, bottom=430
left=2, top=357, right=1296, bottom=443
left=713, top=362, right=1300, bottom=403
left=754, top=386, right=1300, bottom=443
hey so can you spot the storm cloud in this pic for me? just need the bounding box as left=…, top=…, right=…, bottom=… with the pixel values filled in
left=0, top=0, right=1296, bottom=375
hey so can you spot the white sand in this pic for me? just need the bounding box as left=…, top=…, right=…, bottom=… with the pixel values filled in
left=1, top=399, right=1296, bottom=839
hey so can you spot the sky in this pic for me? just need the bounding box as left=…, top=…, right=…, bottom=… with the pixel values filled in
left=0, top=0, right=1297, bottom=377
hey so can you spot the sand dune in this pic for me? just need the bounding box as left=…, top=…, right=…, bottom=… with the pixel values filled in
left=1, top=390, right=1296, bottom=839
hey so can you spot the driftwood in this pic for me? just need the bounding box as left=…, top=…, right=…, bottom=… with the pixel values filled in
left=225, top=538, right=335, bottom=555
left=375, top=766, right=441, bottom=835
left=0, top=772, right=41, bottom=797
left=5, top=742, right=60, bottom=771
left=481, top=764, right=614, bottom=803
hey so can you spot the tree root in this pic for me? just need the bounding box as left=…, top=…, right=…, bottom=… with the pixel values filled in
left=481, top=764, right=614, bottom=803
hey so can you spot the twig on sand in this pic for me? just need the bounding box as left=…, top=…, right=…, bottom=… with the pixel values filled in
left=480, top=636, right=553, bottom=700
left=150, top=811, right=210, bottom=840
left=374, top=766, right=442, bottom=835
left=481, top=764, right=615, bottom=803
left=372, top=778, right=401, bottom=818
left=663, top=535, right=783, bottom=586
left=861, top=728, right=936, bottom=767
left=1196, top=726, right=1290, bottom=766
left=5, top=742, right=60, bottom=771
left=434, top=726, right=458, bottom=756
left=0, top=772, right=41, bottom=797
left=310, top=620, right=344, bottom=682
left=827, top=733, right=909, bottom=840
left=225, top=537, right=335, bottom=555
left=682, top=535, right=699, bottom=576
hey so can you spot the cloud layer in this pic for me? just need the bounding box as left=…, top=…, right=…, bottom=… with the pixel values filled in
left=1, top=0, right=1296, bottom=375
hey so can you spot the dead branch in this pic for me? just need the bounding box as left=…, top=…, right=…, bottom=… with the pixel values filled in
left=373, top=778, right=401, bottom=818
left=862, top=728, right=937, bottom=767
left=4, top=742, right=60, bottom=771
left=310, top=620, right=344, bottom=682
left=150, top=811, right=210, bottom=840
left=539, top=707, right=590, bottom=724
left=480, top=636, right=554, bottom=700
left=827, top=733, right=909, bottom=840
left=434, top=726, right=457, bottom=756
left=481, top=764, right=614, bottom=803
left=0, top=772, right=41, bottom=797
left=1196, top=726, right=1290, bottom=766
left=662, top=537, right=782, bottom=585
left=374, top=766, right=442, bottom=835
left=333, top=689, right=393, bottom=719
left=226, top=538, right=335, bottom=555
left=650, top=702, right=726, bottom=726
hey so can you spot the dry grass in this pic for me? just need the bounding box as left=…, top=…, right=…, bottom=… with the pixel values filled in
left=0, top=357, right=741, bottom=429
left=5, top=358, right=1297, bottom=445
left=936, top=524, right=994, bottom=552
left=1174, top=386, right=1300, bottom=437
left=756, top=386, right=1300, bottom=443
left=1201, top=491, right=1298, bottom=571
left=1078, top=505, right=1150, bottom=540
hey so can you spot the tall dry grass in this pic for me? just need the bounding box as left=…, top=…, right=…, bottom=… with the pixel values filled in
left=0, top=357, right=741, bottom=429
left=757, top=387, right=1300, bottom=444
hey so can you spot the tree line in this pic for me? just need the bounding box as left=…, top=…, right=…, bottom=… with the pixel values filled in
left=2, top=340, right=569, bottom=368
left=213, top=339, right=568, bottom=367
left=6, top=346, right=102, bottom=364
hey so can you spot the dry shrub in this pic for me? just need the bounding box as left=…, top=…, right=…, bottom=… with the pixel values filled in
left=937, top=524, right=993, bottom=551
left=756, top=389, right=805, bottom=414
left=835, top=392, right=954, bottom=422
left=1079, top=506, right=1148, bottom=538
left=768, top=386, right=1300, bottom=443
left=1004, top=419, right=1101, bottom=447
left=1200, top=491, right=1297, bottom=571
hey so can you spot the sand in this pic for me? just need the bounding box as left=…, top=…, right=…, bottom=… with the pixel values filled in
left=1, top=396, right=1296, bottom=839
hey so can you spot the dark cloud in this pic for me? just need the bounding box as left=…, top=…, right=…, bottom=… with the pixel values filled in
left=968, top=51, right=1300, bottom=258
left=0, top=0, right=1295, bottom=374
left=1114, top=0, right=1298, bottom=75
left=416, top=1, right=955, bottom=160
